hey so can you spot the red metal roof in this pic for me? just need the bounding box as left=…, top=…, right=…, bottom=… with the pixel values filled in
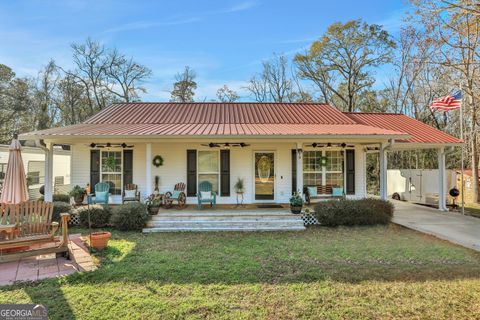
left=86, top=102, right=357, bottom=125
left=19, top=103, right=459, bottom=144
left=20, top=123, right=404, bottom=137
left=344, top=112, right=462, bottom=144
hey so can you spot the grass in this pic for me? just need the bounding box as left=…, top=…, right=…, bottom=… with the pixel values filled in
left=465, top=205, right=480, bottom=218
left=1, top=225, right=480, bottom=319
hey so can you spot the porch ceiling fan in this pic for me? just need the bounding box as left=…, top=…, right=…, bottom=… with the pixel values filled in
left=305, top=142, right=351, bottom=148
left=201, top=142, right=251, bottom=148
left=88, top=142, right=134, bottom=148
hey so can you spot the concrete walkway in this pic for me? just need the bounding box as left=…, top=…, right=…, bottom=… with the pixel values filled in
left=393, top=200, right=480, bottom=252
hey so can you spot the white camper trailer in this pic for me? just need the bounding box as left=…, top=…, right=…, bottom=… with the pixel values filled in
left=387, top=169, right=456, bottom=206
left=0, top=144, right=71, bottom=199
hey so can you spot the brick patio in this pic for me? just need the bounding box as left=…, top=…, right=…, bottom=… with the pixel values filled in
left=0, top=234, right=96, bottom=286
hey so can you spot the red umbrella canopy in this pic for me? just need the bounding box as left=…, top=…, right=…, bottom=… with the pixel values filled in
left=0, top=138, right=29, bottom=204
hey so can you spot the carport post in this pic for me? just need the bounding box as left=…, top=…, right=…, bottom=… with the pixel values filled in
left=379, top=143, right=388, bottom=200
left=438, top=147, right=448, bottom=211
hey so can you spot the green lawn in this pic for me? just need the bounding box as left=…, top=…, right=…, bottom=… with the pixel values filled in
left=1, top=225, right=480, bottom=319
left=465, top=205, right=480, bottom=218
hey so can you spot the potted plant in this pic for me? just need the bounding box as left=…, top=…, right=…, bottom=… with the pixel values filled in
left=234, top=177, right=245, bottom=207
left=146, top=193, right=162, bottom=214
left=90, top=231, right=111, bottom=250
left=234, top=178, right=245, bottom=194
left=289, top=192, right=303, bottom=214
left=69, top=185, right=86, bottom=206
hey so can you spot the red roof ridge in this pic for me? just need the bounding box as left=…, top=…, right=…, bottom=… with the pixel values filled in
left=343, top=111, right=405, bottom=115
left=110, top=101, right=332, bottom=105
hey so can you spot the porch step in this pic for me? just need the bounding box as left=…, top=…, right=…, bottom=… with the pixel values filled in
left=143, top=211, right=305, bottom=232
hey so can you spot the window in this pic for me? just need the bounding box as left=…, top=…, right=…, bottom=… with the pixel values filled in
left=0, top=163, right=7, bottom=181
left=198, top=150, right=219, bottom=193
left=303, top=151, right=322, bottom=186
left=27, top=161, right=45, bottom=185
left=303, top=150, right=345, bottom=193
left=325, top=151, right=344, bottom=188
left=101, top=151, right=122, bottom=195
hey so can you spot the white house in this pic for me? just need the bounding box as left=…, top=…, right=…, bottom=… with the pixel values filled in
left=0, top=144, right=71, bottom=199
left=19, top=102, right=461, bottom=210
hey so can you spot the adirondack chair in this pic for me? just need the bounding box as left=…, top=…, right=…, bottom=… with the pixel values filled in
left=122, top=184, right=140, bottom=203
left=88, top=182, right=110, bottom=205
left=197, top=181, right=216, bottom=209
left=0, top=201, right=70, bottom=262
left=164, top=183, right=187, bottom=209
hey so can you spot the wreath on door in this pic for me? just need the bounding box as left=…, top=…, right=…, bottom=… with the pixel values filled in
left=152, top=155, right=164, bottom=167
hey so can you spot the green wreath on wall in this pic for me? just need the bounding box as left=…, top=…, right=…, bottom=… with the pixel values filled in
left=152, top=155, right=164, bottom=167
left=319, top=156, right=329, bottom=167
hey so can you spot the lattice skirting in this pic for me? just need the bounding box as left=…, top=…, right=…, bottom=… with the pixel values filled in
left=302, top=214, right=319, bottom=225
left=69, top=213, right=80, bottom=226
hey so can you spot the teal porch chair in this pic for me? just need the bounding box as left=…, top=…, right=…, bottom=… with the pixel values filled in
left=87, top=182, right=110, bottom=205
left=197, top=181, right=216, bottom=209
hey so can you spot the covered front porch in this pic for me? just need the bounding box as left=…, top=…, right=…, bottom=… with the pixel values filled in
left=39, top=138, right=376, bottom=206
left=35, top=137, right=455, bottom=212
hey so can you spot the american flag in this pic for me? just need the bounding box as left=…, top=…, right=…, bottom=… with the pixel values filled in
left=430, top=90, right=462, bottom=111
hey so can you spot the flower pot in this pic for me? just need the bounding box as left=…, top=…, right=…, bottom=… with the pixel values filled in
left=290, top=205, right=302, bottom=214
left=73, top=194, right=84, bottom=206
left=90, top=231, right=111, bottom=250
left=149, top=206, right=160, bottom=215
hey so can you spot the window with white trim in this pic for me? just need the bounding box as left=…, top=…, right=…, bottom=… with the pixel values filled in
left=198, top=150, right=219, bottom=193
left=303, top=150, right=344, bottom=192
left=101, top=151, right=122, bottom=195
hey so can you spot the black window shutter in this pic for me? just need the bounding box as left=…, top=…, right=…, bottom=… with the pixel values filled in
left=187, top=150, right=197, bottom=196
left=291, top=149, right=297, bottom=194
left=90, top=150, right=100, bottom=193
left=220, top=150, right=230, bottom=196
left=123, top=150, right=133, bottom=186
left=346, top=149, right=355, bottom=195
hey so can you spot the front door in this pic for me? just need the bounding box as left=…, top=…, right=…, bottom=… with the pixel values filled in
left=254, top=152, right=275, bottom=201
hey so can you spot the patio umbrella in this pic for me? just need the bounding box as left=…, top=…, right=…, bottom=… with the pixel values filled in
left=0, top=138, right=29, bottom=204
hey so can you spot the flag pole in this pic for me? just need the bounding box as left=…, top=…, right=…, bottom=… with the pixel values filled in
left=460, top=86, right=465, bottom=215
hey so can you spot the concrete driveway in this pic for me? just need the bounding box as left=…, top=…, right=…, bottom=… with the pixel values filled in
left=392, top=200, right=480, bottom=252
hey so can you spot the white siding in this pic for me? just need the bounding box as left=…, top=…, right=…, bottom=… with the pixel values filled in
left=70, top=141, right=368, bottom=204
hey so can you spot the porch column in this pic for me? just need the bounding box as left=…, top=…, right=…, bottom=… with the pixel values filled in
left=296, top=142, right=303, bottom=196
left=379, top=143, right=388, bottom=200
left=44, top=142, right=54, bottom=202
left=438, top=147, right=448, bottom=211
left=145, top=143, right=152, bottom=196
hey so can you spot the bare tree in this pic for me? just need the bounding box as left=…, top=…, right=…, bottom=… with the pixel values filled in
left=105, top=49, right=152, bottom=102
left=411, top=0, right=480, bottom=202
left=246, top=54, right=308, bottom=102
left=216, top=85, right=239, bottom=102
left=170, top=66, right=197, bottom=102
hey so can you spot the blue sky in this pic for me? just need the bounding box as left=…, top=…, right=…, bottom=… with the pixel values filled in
left=0, top=0, right=406, bottom=101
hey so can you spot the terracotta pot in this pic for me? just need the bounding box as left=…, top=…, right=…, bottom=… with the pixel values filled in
left=290, top=205, right=302, bottom=214
left=149, top=206, right=160, bottom=215
left=90, top=231, right=111, bottom=250
left=74, top=194, right=85, bottom=205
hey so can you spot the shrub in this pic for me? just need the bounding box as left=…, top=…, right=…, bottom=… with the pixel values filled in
left=76, top=205, right=111, bottom=228
left=111, top=202, right=149, bottom=231
left=52, top=202, right=72, bottom=222
left=314, top=198, right=393, bottom=227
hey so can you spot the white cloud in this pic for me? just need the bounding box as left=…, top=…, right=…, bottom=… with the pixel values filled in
left=103, top=17, right=201, bottom=34
left=223, top=1, right=260, bottom=13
